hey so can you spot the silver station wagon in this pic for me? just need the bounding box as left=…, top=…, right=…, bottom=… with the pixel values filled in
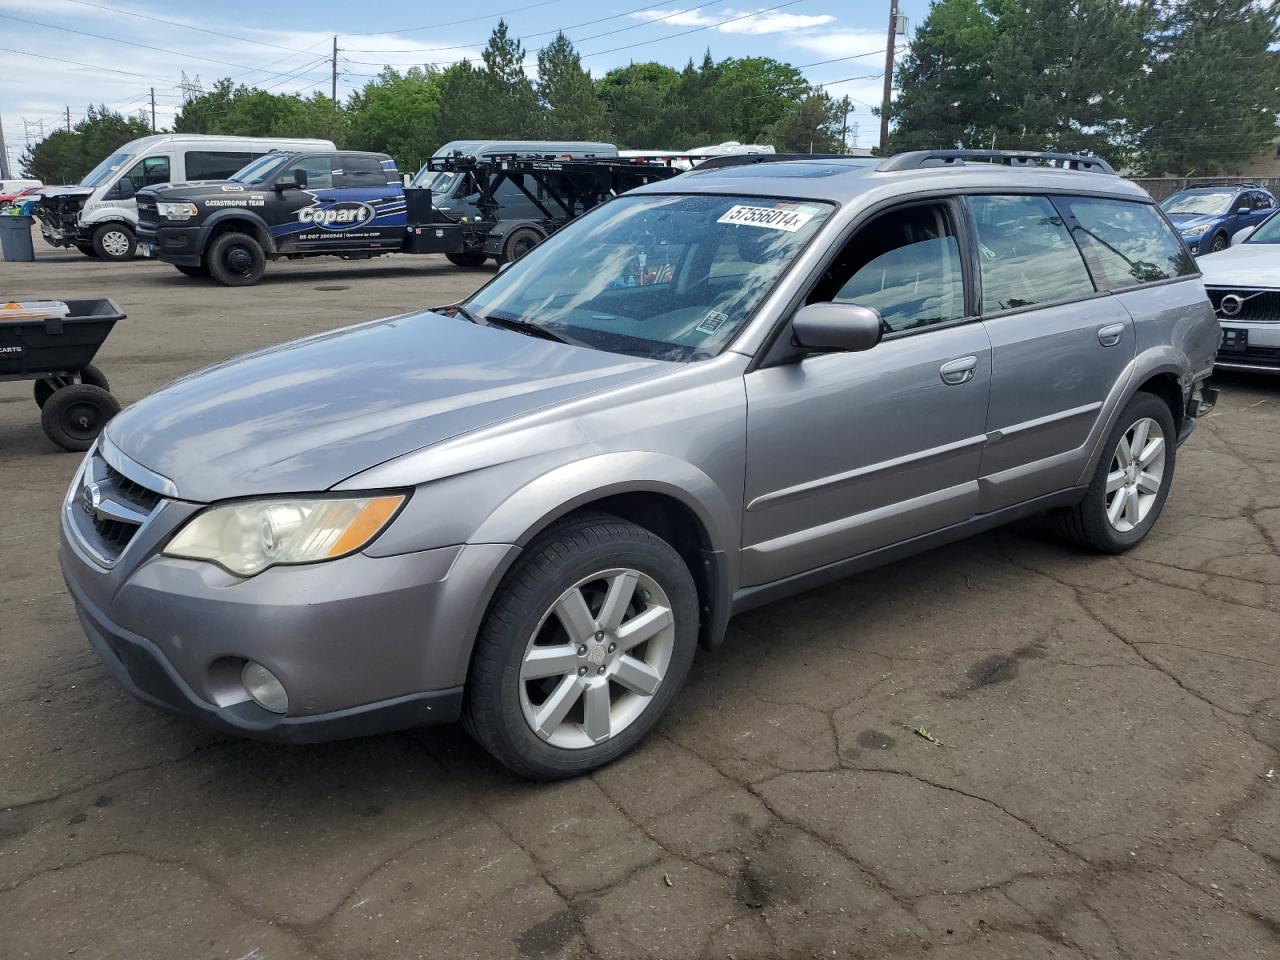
left=60, top=150, right=1220, bottom=779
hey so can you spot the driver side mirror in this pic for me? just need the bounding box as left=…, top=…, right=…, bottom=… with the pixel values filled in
left=1236, top=207, right=1250, bottom=216
left=792, top=302, right=883, bottom=353
left=108, top=178, right=135, bottom=200
left=278, top=168, right=307, bottom=191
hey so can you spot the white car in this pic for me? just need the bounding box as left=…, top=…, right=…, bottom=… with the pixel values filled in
left=1198, top=213, right=1280, bottom=373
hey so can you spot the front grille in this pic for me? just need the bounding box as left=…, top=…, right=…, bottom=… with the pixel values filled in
left=68, top=447, right=165, bottom=564
left=136, top=198, right=159, bottom=235
left=1206, top=287, right=1280, bottom=323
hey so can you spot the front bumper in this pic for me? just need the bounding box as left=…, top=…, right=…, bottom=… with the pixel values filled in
left=138, top=223, right=202, bottom=266
left=59, top=464, right=519, bottom=742
left=1215, top=319, right=1280, bottom=374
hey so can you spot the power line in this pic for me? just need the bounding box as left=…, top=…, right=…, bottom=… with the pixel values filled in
left=52, top=0, right=320, bottom=55
left=0, top=47, right=175, bottom=83
left=346, top=0, right=564, bottom=37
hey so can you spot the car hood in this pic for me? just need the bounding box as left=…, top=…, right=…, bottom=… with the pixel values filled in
left=1198, top=242, right=1280, bottom=287
left=35, top=185, right=94, bottom=199
left=105, top=311, right=667, bottom=503
left=141, top=180, right=257, bottom=200
left=1165, top=212, right=1219, bottom=230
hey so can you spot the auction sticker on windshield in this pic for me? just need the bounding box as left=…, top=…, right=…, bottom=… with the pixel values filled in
left=717, top=204, right=815, bottom=232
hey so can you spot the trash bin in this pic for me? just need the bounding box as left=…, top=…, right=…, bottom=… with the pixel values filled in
left=0, top=215, right=36, bottom=262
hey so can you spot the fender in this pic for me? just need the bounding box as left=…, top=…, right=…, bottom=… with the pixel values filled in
left=195, top=208, right=278, bottom=257
left=1075, top=345, right=1191, bottom=485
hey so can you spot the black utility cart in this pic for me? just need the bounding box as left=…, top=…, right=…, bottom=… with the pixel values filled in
left=0, top=298, right=123, bottom=451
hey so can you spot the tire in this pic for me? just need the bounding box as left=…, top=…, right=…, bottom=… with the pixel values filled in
left=465, top=513, right=699, bottom=780
left=175, top=263, right=209, bottom=278
left=91, top=223, right=136, bottom=261
left=75, top=243, right=99, bottom=258
left=1051, top=392, right=1176, bottom=553
left=40, top=384, right=120, bottom=452
left=34, top=364, right=109, bottom=409
left=499, top=227, right=542, bottom=266
left=446, top=251, right=489, bottom=268
left=206, top=231, right=266, bottom=286
left=1209, top=232, right=1229, bottom=254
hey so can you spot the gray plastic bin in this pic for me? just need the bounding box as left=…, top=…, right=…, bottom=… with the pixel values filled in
left=0, top=216, right=36, bottom=262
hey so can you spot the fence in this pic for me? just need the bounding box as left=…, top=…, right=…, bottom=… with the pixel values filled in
left=1128, top=176, right=1280, bottom=202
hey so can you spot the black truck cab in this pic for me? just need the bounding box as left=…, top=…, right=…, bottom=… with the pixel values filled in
left=137, top=150, right=405, bottom=284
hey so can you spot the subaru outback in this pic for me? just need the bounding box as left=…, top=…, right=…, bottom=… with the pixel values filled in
left=60, top=150, right=1220, bottom=779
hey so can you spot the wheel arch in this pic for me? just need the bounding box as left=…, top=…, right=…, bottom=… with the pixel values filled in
left=199, top=211, right=276, bottom=256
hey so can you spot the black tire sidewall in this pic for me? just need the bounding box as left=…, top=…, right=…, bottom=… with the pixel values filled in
left=446, top=251, right=488, bottom=268
left=502, top=229, right=541, bottom=265
left=1211, top=233, right=1228, bottom=253
left=207, top=232, right=265, bottom=286
left=40, top=384, right=120, bottom=452
left=92, top=223, right=136, bottom=261
left=467, top=519, right=699, bottom=780
left=1080, top=393, right=1177, bottom=552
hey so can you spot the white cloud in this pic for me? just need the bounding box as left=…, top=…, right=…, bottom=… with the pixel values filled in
left=630, top=7, right=836, bottom=36
left=785, top=28, right=889, bottom=61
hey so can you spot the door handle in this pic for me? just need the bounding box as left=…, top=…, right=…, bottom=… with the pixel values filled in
left=940, top=355, right=978, bottom=385
left=1097, top=322, right=1126, bottom=347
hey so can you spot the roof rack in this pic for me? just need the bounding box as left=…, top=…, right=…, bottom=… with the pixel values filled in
left=691, top=152, right=850, bottom=171
left=877, top=149, right=1115, bottom=175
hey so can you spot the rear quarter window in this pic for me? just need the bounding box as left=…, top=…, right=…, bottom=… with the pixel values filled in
left=1057, top=196, right=1196, bottom=290
left=185, top=150, right=260, bottom=181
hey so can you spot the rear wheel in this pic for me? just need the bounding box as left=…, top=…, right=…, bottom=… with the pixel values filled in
left=446, top=251, right=489, bottom=268
left=207, top=231, right=266, bottom=286
left=34, top=364, right=109, bottom=408
left=1051, top=392, right=1176, bottom=553
left=91, top=223, right=136, bottom=261
left=40, top=384, right=120, bottom=452
left=499, top=227, right=542, bottom=266
left=465, top=514, right=699, bottom=780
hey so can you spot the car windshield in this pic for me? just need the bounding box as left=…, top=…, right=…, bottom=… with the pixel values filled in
left=411, top=169, right=460, bottom=195
left=230, top=154, right=292, bottom=185
left=462, top=193, right=833, bottom=362
left=1161, top=191, right=1234, bottom=216
left=81, top=151, right=132, bottom=187
left=1245, top=211, right=1280, bottom=243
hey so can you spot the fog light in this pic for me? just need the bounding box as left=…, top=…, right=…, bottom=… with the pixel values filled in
left=241, top=661, right=288, bottom=714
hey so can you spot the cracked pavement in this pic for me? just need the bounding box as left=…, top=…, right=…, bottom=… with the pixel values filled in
left=2, top=242, right=1279, bottom=959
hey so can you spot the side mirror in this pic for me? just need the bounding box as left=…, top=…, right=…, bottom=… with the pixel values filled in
left=277, top=169, right=307, bottom=190
left=792, top=302, right=883, bottom=353
left=1232, top=226, right=1256, bottom=246
left=1236, top=207, right=1250, bottom=216
left=109, top=178, right=135, bottom=200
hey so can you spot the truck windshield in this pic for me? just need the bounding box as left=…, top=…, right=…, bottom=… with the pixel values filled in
left=81, top=152, right=132, bottom=187
left=462, top=193, right=833, bottom=363
left=230, top=154, right=292, bottom=185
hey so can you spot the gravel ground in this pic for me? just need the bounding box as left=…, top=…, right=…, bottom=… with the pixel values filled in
left=2, top=233, right=1278, bottom=960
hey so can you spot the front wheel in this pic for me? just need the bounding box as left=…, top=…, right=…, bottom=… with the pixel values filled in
left=1209, top=232, right=1229, bottom=254
left=175, top=263, right=209, bottom=278
left=1052, top=392, right=1176, bottom=553
left=465, top=514, right=699, bottom=780
left=207, top=231, right=266, bottom=286
left=91, top=223, right=136, bottom=261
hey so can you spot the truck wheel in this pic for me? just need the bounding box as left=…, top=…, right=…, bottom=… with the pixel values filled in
left=446, top=251, right=489, bottom=268
left=41, top=384, right=120, bottom=452
left=207, top=232, right=266, bottom=286
left=500, top=228, right=542, bottom=266
left=464, top=513, right=699, bottom=780
left=175, top=264, right=209, bottom=278
left=34, top=365, right=109, bottom=409
left=91, top=223, right=137, bottom=261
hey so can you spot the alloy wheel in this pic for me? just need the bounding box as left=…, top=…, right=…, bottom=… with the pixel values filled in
left=1105, top=416, right=1166, bottom=532
left=519, top=568, right=675, bottom=749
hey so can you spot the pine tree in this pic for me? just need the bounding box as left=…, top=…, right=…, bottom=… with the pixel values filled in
left=481, top=20, right=540, bottom=138
left=536, top=33, right=608, bottom=140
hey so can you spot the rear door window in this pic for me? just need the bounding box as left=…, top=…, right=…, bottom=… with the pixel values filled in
left=284, top=156, right=335, bottom=190
left=968, top=195, right=1096, bottom=313
left=336, top=155, right=387, bottom=188
left=1056, top=196, right=1196, bottom=290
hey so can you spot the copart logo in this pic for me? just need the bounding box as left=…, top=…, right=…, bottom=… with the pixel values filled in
left=297, top=202, right=375, bottom=230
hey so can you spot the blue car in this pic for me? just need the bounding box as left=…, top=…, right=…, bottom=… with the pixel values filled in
left=1159, top=184, right=1277, bottom=255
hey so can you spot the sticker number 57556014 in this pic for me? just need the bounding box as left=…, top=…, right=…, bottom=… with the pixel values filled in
left=716, top=204, right=815, bottom=232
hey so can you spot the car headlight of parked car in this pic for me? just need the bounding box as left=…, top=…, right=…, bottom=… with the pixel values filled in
left=1181, top=223, right=1212, bottom=238
left=164, top=494, right=405, bottom=576
left=156, top=201, right=198, bottom=221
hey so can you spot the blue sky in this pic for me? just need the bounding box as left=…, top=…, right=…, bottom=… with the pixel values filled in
left=1, top=0, right=930, bottom=173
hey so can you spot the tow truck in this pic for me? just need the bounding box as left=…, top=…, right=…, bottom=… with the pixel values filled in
left=136, top=148, right=695, bottom=285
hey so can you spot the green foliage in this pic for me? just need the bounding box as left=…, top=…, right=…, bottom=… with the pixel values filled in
left=345, top=66, right=443, bottom=170
left=173, top=79, right=346, bottom=143
left=22, top=105, right=151, bottom=184
left=892, top=0, right=1280, bottom=173
left=596, top=62, right=685, bottom=148
left=537, top=32, right=608, bottom=140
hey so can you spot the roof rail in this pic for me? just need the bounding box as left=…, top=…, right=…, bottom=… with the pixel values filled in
left=692, top=152, right=849, bottom=171
left=877, top=149, right=1115, bottom=175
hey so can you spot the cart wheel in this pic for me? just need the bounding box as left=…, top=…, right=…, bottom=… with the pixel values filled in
left=446, top=251, right=489, bottom=268
left=500, top=228, right=542, bottom=265
left=34, top=365, right=110, bottom=409
left=41, top=385, right=120, bottom=452
left=208, top=231, right=266, bottom=286
left=92, top=223, right=137, bottom=261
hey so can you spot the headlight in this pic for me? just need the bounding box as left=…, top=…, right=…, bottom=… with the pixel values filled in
left=1181, top=223, right=1212, bottom=237
left=164, top=494, right=405, bottom=576
left=156, top=201, right=198, bottom=221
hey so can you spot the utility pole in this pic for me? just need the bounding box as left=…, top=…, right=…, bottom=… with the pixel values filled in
left=331, top=36, right=338, bottom=102
left=150, top=87, right=156, bottom=132
left=879, top=0, right=901, bottom=155
left=65, top=106, right=72, bottom=133
left=0, top=114, right=11, bottom=179
left=839, top=96, right=851, bottom=154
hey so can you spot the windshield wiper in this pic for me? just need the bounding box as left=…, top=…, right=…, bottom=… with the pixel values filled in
left=483, top=314, right=573, bottom=345
left=450, top=303, right=483, bottom=325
